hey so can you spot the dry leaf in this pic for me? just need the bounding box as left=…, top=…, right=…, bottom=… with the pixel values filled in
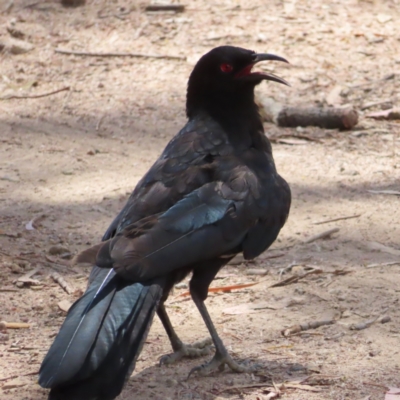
left=58, top=300, right=72, bottom=312
left=326, top=85, right=343, bottom=106
left=377, top=14, right=392, bottom=24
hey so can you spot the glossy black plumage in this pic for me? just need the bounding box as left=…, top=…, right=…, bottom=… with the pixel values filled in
left=39, top=45, right=291, bottom=400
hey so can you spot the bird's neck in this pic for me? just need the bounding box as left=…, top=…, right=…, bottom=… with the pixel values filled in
left=187, top=88, right=270, bottom=152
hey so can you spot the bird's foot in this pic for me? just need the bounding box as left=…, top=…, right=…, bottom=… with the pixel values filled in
left=187, top=350, right=257, bottom=378
left=160, top=338, right=213, bottom=365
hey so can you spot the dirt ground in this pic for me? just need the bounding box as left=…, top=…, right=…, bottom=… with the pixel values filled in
left=0, top=0, right=400, bottom=399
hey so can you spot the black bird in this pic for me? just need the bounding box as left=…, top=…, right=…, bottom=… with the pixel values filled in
left=39, top=45, right=291, bottom=400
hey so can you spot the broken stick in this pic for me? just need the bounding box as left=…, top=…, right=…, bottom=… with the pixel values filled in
left=50, top=273, right=74, bottom=294
left=145, top=4, right=185, bottom=12
left=282, top=319, right=335, bottom=337
left=313, top=214, right=361, bottom=225
left=257, top=96, right=358, bottom=130
left=0, top=321, right=31, bottom=330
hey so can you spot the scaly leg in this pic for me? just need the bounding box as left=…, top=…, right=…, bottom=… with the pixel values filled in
left=157, top=303, right=212, bottom=365
left=187, top=257, right=257, bottom=377
left=187, top=291, right=255, bottom=377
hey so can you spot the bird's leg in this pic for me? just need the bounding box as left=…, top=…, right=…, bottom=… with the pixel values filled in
left=187, top=292, right=256, bottom=378
left=158, top=303, right=212, bottom=365
left=186, top=259, right=257, bottom=378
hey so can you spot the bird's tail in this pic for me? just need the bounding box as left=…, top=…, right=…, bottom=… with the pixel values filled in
left=39, top=267, right=164, bottom=400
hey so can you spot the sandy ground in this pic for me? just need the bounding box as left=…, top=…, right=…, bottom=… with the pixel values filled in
left=0, top=0, right=400, bottom=399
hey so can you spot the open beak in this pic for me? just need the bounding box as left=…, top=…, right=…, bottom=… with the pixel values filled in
left=236, top=53, right=290, bottom=86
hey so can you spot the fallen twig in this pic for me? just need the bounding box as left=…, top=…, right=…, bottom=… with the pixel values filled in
left=257, top=96, right=358, bottom=130
left=269, top=132, right=322, bottom=143
left=366, top=261, right=400, bottom=268
left=0, top=370, right=38, bottom=382
left=313, top=214, right=361, bottom=225
left=50, top=272, right=74, bottom=294
left=362, top=381, right=390, bottom=390
left=0, top=86, right=70, bottom=100
left=350, top=309, right=388, bottom=331
left=361, top=99, right=392, bottom=111
left=367, top=189, right=400, bottom=196
left=55, top=48, right=186, bottom=61
left=282, top=319, right=335, bottom=337
left=303, top=228, right=339, bottom=244
left=145, top=4, right=185, bottom=12
left=366, top=108, right=400, bottom=120
left=218, top=381, right=321, bottom=394
left=0, top=287, right=19, bottom=292
left=217, top=383, right=276, bottom=394
left=270, top=268, right=323, bottom=288
left=179, top=281, right=261, bottom=297
left=366, top=241, right=400, bottom=256
left=263, top=252, right=286, bottom=260
left=0, top=321, right=31, bottom=330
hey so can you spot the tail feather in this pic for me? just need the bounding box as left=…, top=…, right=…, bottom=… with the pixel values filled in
left=39, top=267, right=164, bottom=400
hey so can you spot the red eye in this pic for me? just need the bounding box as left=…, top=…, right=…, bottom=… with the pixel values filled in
left=220, top=63, right=233, bottom=73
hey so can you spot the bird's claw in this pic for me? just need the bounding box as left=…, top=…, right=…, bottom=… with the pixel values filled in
left=187, top=351, right=257, bottom=379
left=159, top=338, right=213, bottom=366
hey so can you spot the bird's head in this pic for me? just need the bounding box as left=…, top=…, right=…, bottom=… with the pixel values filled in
left=186, top=46, right=289, bottom=119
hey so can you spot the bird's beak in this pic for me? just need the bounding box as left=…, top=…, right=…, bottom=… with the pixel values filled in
left=253, top=53, right=289, bottom=64
left=236, top=53, right=290, bottom=86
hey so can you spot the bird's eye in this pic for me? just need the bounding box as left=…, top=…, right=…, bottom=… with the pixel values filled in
left=220, top=63, right=233, bottom=73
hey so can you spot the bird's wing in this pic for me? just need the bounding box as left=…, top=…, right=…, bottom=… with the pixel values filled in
left=242, top=174, right=291, bottom=259
left=96, top=181, right=250, bottom=281
left=102, top=115, right=231, bottom=241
